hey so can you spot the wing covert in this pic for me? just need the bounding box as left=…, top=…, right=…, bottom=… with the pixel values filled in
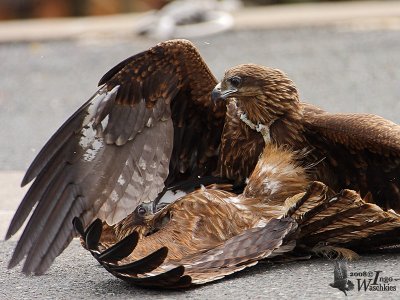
left=7, top=39, right=226, bottom=275
left=302, top=104, right=400, bottom=211
left=303, top=107, right=400, bottom=156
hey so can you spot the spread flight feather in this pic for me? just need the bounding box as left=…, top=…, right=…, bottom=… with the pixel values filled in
left=7, top=40, right=400, bottom=277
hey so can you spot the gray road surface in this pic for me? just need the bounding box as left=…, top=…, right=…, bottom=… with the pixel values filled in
left=1, top=12, right=400, bottom=300
left=1, top=240, right=400, bottom=299
left=1, top=26, right=400, bottom=170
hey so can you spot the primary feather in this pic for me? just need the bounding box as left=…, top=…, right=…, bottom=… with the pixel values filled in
left=7, top=39, right=229, bottom=275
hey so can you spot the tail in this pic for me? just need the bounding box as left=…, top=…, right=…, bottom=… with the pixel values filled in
left=283, top=181, right=400, bottom=258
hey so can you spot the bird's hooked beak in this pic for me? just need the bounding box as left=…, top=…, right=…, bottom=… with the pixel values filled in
left=211, top=82, right=237, bottom=104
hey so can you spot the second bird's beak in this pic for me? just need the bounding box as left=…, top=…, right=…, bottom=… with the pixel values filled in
left=211, top=82, right=237, bottom=104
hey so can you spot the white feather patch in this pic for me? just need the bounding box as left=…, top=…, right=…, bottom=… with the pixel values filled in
left=227, top=196, right=247, bottom=210
left=263, top=179, right=282, bottom=195
left=159, top=190, right=187, bottom=205
left=254, top=219, right=267, bottom=228
left=98, top=117, right=173, bottom=225
left=117, top=175, right=125, bottom=186
left=82, top=85, right=119, bottom=125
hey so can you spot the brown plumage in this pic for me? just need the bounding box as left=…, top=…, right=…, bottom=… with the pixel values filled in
left=212, top=64, right=400, bottom=212
left=6, top=39, right=232, bottom=275
left=72, top=50, right=400, bottom=289
left=99, top=143, right=307, bottom=255
left=7, top=39, right=400, bottom=278
left=75, top=143, right=400, bottom=288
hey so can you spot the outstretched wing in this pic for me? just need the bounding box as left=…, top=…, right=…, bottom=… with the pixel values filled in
left=75, top=217, right=297, bottom=288
left=6, top=39, right=226, bottom=275
left=302, top=103, right=400, bottom=212
left=175, top=217, right=297, bottom=285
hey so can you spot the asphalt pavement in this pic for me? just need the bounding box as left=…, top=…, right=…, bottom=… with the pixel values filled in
left=1, top=1, right=400, bottom=299
left=1, top=240, right=400, bottom=299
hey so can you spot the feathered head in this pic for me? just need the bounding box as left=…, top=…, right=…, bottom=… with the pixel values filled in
left=212, top=64, right=300, bottom=125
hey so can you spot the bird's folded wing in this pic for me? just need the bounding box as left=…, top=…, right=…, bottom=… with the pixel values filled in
left=303, top=106, right=400, bottom=156
left=302, top=104, right=400, bottom=211
left=6, top=39, right=225, bottom=275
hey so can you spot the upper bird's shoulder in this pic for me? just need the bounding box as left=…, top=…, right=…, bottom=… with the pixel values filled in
left=300, top=102, right=400, bottom=155
left=99, top=39, right=203, bottom=86
left=300, top=102, right=327, bottom=117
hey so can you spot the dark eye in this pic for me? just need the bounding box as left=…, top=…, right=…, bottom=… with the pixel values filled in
left=137, top=206, right=147, bottom=216
left=228, top=76, right=242, bottom=88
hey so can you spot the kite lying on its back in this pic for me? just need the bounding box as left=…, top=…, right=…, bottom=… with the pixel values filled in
left=75, top=143, right=400, bottom=288
left=6, top=40, right=400, bottom=281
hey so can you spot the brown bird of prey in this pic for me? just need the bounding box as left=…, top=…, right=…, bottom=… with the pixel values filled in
left=75, top=143, right=400, bottom=288
left=211, top=64, right=400, bottom=212
left=6, top=39, right=400, bottom=276
left=6, top=39, right=267, bottom=275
